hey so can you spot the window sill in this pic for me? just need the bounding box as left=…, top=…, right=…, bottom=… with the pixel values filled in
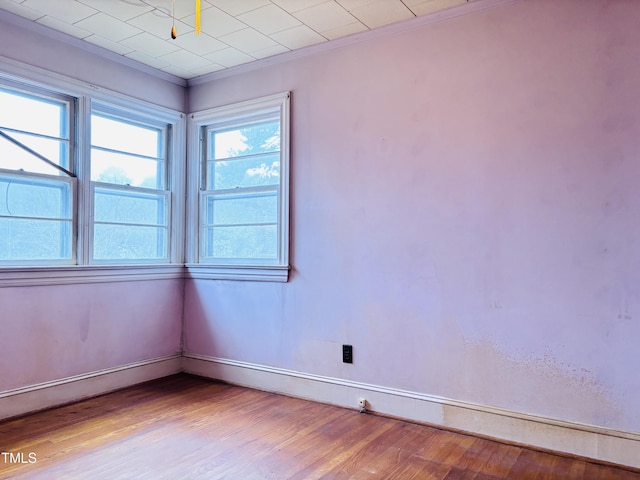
left=0, top=264, right=184, bottom=288
left=0, top=263, right=290, bottom=287
left=185, top=264, right=290, bottom=283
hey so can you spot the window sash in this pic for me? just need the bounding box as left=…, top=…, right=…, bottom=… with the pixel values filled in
left=89, top=104, right=172, bottom=264
left=0, top=83, right=73, bottom=175
left=90, top=183, right=171, bottom=263
left=90, top=111, right=168, bottom=190
left=199, top=187, right=281, bottom=264
left=0, top=170, right=76, bottom=265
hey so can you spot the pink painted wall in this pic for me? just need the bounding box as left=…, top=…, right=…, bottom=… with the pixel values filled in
left=0, top=280, right=183, bottom=392
left=185, top=0, right=640, bottom=433
left=0, top=15, right=186, bottom=394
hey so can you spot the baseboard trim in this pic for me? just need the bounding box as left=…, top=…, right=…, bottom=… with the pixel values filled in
left=0, top=354, right=181, bottom=421
left=182, top=353, right=640, bottom=469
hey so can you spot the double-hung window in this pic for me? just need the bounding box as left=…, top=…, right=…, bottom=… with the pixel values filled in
left=189, top=92, right=290, bottom=281
left=0, top=66, right=185, bottom=282
left=0, top=83, right=75, bottom=265
left=90, top=107, right=171, bottom=263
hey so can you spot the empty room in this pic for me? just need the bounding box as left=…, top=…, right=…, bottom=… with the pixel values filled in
left=1, top=0, right=639, bottom=478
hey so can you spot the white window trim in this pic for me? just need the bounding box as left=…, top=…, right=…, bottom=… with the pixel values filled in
left=87, top=102, right=176, bottom=265
left=0, top=56, right=187, bottom=287
left=186, top=92, right=290, bottom=282
left=0, top=264, right=184, bottom=287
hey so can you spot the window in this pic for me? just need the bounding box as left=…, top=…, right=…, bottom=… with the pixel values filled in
left=0, top=68, right=185, bottom=280
left=90, top=108, right=170, bottom=263
left=188, top=92, right=290, bottom=281
left=0, top=84, right=75, bottom=264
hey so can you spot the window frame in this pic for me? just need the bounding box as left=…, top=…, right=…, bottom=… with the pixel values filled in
left=0, top=80, right=77, bottom=266
left=88, top=103, right=174, bottom=265
left=186, top=92, right=290, bottom=282
left=0, top=59, right=186, bottom=286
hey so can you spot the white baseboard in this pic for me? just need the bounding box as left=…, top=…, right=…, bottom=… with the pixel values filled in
left=182, top=353, right=640, bottom=470
left=0, top=354, right=181, bottom=421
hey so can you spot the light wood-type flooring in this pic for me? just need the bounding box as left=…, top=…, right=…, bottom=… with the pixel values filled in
left=1, top=374, right=639, bottom=479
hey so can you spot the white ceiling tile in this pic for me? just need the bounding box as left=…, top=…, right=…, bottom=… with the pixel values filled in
left=204, top=47, right=255, bottom=67
left=349, top=0, right=414, bottom=29
left=171, top=31, right=228, bottom=56
left=128, top=10, right=192, bottom=40
left=218, top=27, right=278, bottom=54
left=187, top=62, right=228, bottom=78
left=22, top=0, right=97, bottom=23
left=76, top=0, right=153, bottom=21
left=159, top=63, right=195, bottom=78
left=272, top=0, right=328, bottom=14
left=157, top=49, right=210, bottom=70
left=271, top=25, right=326, bottom=50
left=124, top=50, right=172, bottom=69
left=0, top=0, right=44, bottom=21
left=1, top=0, right=466, bottom=79
left=174, top=0, right=215, bottom=20
left=119, top=32, right=180, bottom=57
left=74, top=12, right=142, bottom=43
left=407, top=0, right=468, bottom=16
left=84, top=34, right=135, bottom=55
left=293, top=1, right=356, bottom=33
left=335, top=0, right=374, bottom=10
left=251, top=44, right=289, bottom=59
left=182, top=6, right=246, bottom=37
left=208, top=0, right=270, bottom=16
left=36, top=14, right=92, bottom=39
left=238, top=4, right=301, bottom=35
left=320, top=20, right=367, bottom=40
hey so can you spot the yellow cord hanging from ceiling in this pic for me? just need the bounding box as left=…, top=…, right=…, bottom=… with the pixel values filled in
left=195, top=0, right=201, bottom=35
left=169, top=0, right=201, bottom=39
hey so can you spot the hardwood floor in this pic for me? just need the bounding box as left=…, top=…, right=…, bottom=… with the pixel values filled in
left=1, top=375, right=638, bottom=479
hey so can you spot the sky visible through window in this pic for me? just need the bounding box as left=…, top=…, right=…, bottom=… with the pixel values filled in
left=0, top=89, right=69, bottom=175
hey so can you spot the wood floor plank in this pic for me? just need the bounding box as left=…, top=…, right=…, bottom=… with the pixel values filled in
left=1, top=374, right=639, bottom=480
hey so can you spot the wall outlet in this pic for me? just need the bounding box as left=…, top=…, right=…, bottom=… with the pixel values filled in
left=342, top=344, right=353, bottom=363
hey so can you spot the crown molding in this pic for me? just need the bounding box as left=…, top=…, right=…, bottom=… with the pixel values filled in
left=0, top=0, right=519, bottom=88
left=187, top=0, right=520, bottom=87
left=0, top=9, right=186, bottom=87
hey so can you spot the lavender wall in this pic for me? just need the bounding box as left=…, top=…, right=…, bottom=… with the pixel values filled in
left=185, top=0, right=640, bottom=433
left=0, top=13, right=186, bottom=395
left=0, top=280, right=182, bottom=392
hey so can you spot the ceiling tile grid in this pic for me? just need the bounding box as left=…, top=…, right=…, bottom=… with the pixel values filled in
left=0, top=0, right=475, bottom=80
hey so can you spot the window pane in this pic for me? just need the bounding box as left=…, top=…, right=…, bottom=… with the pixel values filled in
left=0, top=89, right=68, bottom=138
left=93, top=224, right=167, bottom=260
left=205, top=193, right=277, bottom=226
left=0, top=133, right=69, bottom=174
left=0, top=177, right=71, bottom=219
left=94, top=188, right=166, bottom=226
left=210, top=120, right=280, bottom=160
left=203, top=225, right=277, bottom=259
left=209, top=153, right=280, bottom=190
left=91, top=149, right=162, bottom=188
left=0, top=218, right=72, bottom=261
left=91, top=114, right=163, bottom=158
